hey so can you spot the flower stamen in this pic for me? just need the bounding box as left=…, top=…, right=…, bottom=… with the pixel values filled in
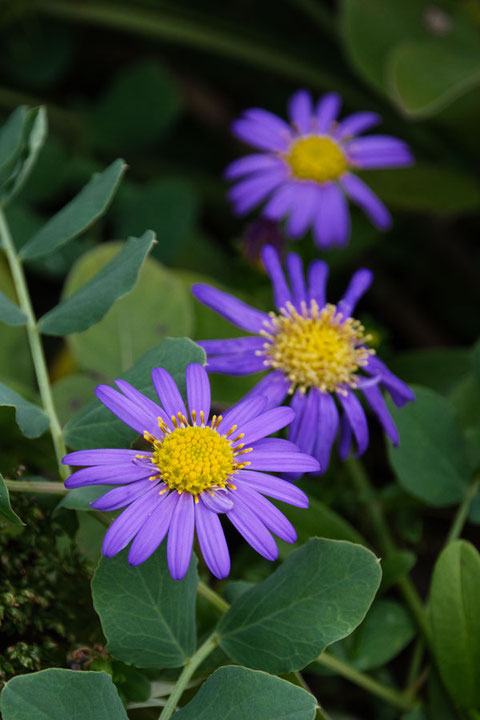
left=286, top=136, right=347, bottom=183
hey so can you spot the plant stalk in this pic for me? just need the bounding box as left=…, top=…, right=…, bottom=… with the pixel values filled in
left=5, top=479, right=68, bottom=495
left=445, top=477, right=479, bottom=546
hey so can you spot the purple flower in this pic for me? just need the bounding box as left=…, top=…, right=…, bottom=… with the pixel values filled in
left=226, top=90, right=414, bottom=249
left=192, top=247, right=414, bottom=473
left=63, top=364, right=319, bottom=580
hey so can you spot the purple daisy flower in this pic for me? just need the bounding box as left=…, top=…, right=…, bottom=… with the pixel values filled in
left=192, top=247, right=414, bottom=473
left=63, top=363, right=319, bottom=580
left=226, top=89, right=414, bottom=249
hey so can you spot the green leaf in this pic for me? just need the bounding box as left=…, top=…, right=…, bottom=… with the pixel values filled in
left=63, top=337, right=204, bottom=449
left=430, top=540, right=480, bottom=710
left=387, top=386, right=469, bottom=506
left=0, top=669, right=128, bottom=720
left=5, top=107, right=47, bottom=203
left=52, top=373, right=99, bottom=425
left=379, top=550, right=416, bottom=592
left=20, top=159, right=126, bottom=260
left=0, top=107, right=28, bottom=187
left=38, top=231, right=154, bottom=335
left=56, top=485, right=108, bottom=512
left=0, top=290, right=26, bottom=326
left=0, top=381, right=49, bottom=438
left=0, top=473, right=24, bottom=525
left=92, top=545, right=197, bottom=668
left=390, top=347, right=473, bottom=395
left=64, top=243, right=193, bottom=377
left=175, top=666, right=317, bottom=720
left=218, top=538, right=381, bottom=673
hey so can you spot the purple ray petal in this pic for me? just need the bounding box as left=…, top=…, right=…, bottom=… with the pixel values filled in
left=225, top=154, right=282, bottom=180
left=231, top=115, right=291, bottom=152
left=95, top=385, right=157, bottom=436
left=307, top=259, right=329, bottom=307
left=102, top=486, right=160, bottom=558
left=364, top=355, right=415, bottom=406
left=261, top=244, right=292, bottom=310
left=236, top=469, right=308, bottom=508
left=263, top=182, right=297, bottom=221
left=313, top=183, right=350, bottom=249
left=316, top=92, right=341, bottom=132
left=288, top=390, right=307, bottom=445
left=63, top=448, right=146, bottom=467
left=151, top=367, right=187, bottom=423
left=346, top=135, right=413, bottom=168
left=192, top=283, right=270, bottom=333
left=195, top=502, right=230, bottom=579
left=341, top=173, right=392, bottom=230
left=65, top=462, right=154, bottom=489
left=244, top=108, right=293, bottom=143
left=235, top=485, right=296, bottom=543
left=186, top=363, right=211, bottom=421
left=294, top=388, right=319, bottom=457
left=219, top=395, right=267, bottom=433
left=239, top=406, right=295, bottom=445
left=338, top=414, right=352, bottom=461
left=243, top=370, right=290, bottom=410
left=286, top=253, right=307, bottom=307
left=335, top=111, right=381, bottom=140
left=286, top=182, right=319, bottom=238
left=288, top=89, right=313, bottom=134
left=229, top=168, right=287, bottom=214
left=200, top=489, right=234, bottom=513
left=167, top=492, right=195, bottom=580
left=337, top=391, right=369, bottom=456
left=128, top=491, right=179, bottom=566
left=226, top=493, right=278, bottom=561
left=362, top=383, right=399, bottom=445
left=315, top=392, right=340, bottom=473
left=199, top=337, right=265, bottom=355
left=205, top=352, right=266, bottom=375
left=90, top=479, right=159, bottom=511
left=249, top=438, right=300, bottom=453
left=247, top=448, right=320, bottom=473
left=338, top=268, right=373, bottom=317
left=114, top=379, right=170, bottom=430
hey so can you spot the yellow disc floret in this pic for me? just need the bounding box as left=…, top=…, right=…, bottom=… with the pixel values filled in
left=260, top=301, right=374, bottom=394
left=287, top=136, right=347, bottom=183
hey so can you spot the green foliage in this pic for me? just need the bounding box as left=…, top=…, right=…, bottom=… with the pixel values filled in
left=0, top=474, right=24, bottom=525
left=0, top=290, right=26, bottom=327
left=0, top=381, right=49, bottom=438
left=92, top=546, right=197, bottom=668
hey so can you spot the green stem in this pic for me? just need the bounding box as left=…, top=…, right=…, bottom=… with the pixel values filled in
left=345, top=457, right=431, bottom=642
left=315, top=652, right=417, bottom=711
left=159, top=633, right=218, bottom=720
left=0, top=210, right=68, bottom=480
left=5, top=479, right=68, bottom=495
left=445, top=478, right=479, bottom=545
left=197, top=580, right=229, bottom=614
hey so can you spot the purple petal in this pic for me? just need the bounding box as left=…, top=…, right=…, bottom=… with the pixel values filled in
left=263, top=182, right=297, bottom=221
left=338, top=414, right=352, bottom=461
left=231, top=117, right=291, bottom=152
left=236, top=469, right=309, bottom=508
left=128, top=491, right=178, bottom=566
left=199, top=337, right=265, bottom=355
left=249, top=438, right=300, bottom=453
left=338, top=268, right=373, bottom=317
left=244, top=108, right=293, bottom=145
left=226, top=493, right=279, bottom=561
left=200, top=489, right=234, bottom=513
left=337, top=391, right=369, bottom=456
left=114, top=379, right=167, bottom=425
left=286, top=253, right=307, bottom=307
left=316, top=92, right=341, bottom=132
left=91, top=479, right=158, bottom=511
left=307, top=259, right=329, bottom=307
left=362, top=383, right=399, bottom=445
left=288, top=390, right=306, bottom=445
left=219, top=395, right=268, bottom=433
left=186, top=363, right=211, bottom=421
left=95, top=385, right=157, bottom=436
left=243, top=370, right=290, bottom=410
left=151, top=367, right=187, bottom=421
left=229, top=169, right=287, bottom=214
left=346, top=135, right=414, bottom=168
left=102, top=486, right=160, bottom=557
left=206, top=352, right=266, bottom=375
left=65, top=463, right=154, bottom=489
left=288, top=89, right=313, bottom=134
left=167, top=492, right=195, bottom=580
left=261, top=244, right=292, bottom=310
left=294, top=388, right=318, bottom=458
left=192, top=283, right=270, bottom=333
left=235, top=485, right=296, bottom=542
left=364, top=355, right=415, bottom=406
left=239, top=406, right=295, bottom=444
left=313, top=183, right=350, bottom=249
left=335, top=111, right=381, bottom=140
left=63, top=448, right=145, bottom=467
left=225, top=154, right=282, bottom=180
left=315, top=392, right=340, bottom=473
left=341, top=173, right=392, bottom=230
left=286, top=182, right=320, bottom=238
left=195, top=502, right=230, bottom=579
left=247, top=448, right=320, bottom=473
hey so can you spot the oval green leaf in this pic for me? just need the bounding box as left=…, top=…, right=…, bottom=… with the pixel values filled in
left=0, top=290, right=27, bottom=326
left=0, top=381, right=49, bottom=438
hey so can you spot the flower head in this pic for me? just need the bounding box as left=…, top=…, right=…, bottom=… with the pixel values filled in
left=63, top=364, right=319, bottom=580
left=192, top=247, right=414, bottom=473
left=226, top=90, right=414, bottom=249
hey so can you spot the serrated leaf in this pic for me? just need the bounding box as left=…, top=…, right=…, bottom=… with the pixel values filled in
left=218, top=538, right=381, bottom=673
left=387, top=385, right=469, bottom=506
left=92, top=546, right=197, bottom=668
left=175, top=666, right=316, bottom=720
left=0, top=290, right=26, bottom=326
left=0, top=473, right=24, bottom=525
left=38, top=231, right=154, bottom=335
left=20, top=159, right=126, bottom=260
left=0, top=381, right=49, bottom=438
left=0, top=669, right=127, bottom=720
left=63, top=337, right=204, bottom=449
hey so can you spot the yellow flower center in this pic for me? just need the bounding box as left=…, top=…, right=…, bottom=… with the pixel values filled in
left=143, top=413, right=251, bottom=496
left=260, top=301, right=374, bottom=394
left=286, top=136, right=347, bottom=183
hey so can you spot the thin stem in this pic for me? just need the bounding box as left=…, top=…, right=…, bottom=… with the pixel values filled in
left=315, top=652, right=417, bottom=711
left=0, top=210, right=68, bottom=480
left=197, top=580, right=229, bottom=614
left=159, top=633, right=218, bottom=720
left=5, top=479, right=68, bottom=495
left=445, top=478, right=479, bottom=546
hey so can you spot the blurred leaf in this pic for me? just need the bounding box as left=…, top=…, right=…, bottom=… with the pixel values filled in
left=390, top=347, right=472, bottom=395
left=76, top=512, right=105, bottom=565
left=0, top=107, right=28, bottom=188
left=112, top=661, right=151, bottom=703
left=330, top=599, right=415, bottom=671
left=64, top=243, right=193, bottom=377
left=174, top=666, right=316, bottom=720
left=38, top=231, right=154, bottom=335
left=0, top=260, right=33, bottom=385
left=218, top=538, right=381, bottom=673
left=21, top=136, right=71, bottom=205
left=20, top=159, right=126, bottom=260
left=387, top=386, right=469, bottom=506
left=4, top=107, right=48, bottom=204
left=0, top=473, right=24, bottom=526
left=428, top=668, right=461, bottom=720
left=56, top=486, right=107, bottom=512
left=223, top=580, right=255, bottom=604
left=0, top=381, right=49, bottom=438
left=91, top=60, right=180, bottom=151
left=430, top=540, right=480, bottom=710
left=63, top=337, right=204, bottom=449
left=52, top=373, right=99, bottom=425
left=379, top=550, right=416, bottom=592
left=0, top=669, right=127, bottom=719
left=0, top=291, right=26, bottom=326
left=92, top=546, right=197, bottom=668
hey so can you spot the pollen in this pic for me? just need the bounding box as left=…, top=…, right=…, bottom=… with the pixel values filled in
left=286, top=136, right=347, bottom=183
left=149, top=415, right=250, bottom=495
left=259, top=301, right=374, bottom=394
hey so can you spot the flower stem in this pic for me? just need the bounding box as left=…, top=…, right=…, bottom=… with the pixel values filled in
left=197, top=579, right=229, bottom=613
left=5, top=479, right=68, bottom=495
left=315, top=652, right=417, bottom=711
left=0, top=209, right=68, bottom=480
left=159, top=633, right=218, bottom=720
left=445, top=477, right=479, bottom=546
left=345, top=457, right=431, bottom=643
